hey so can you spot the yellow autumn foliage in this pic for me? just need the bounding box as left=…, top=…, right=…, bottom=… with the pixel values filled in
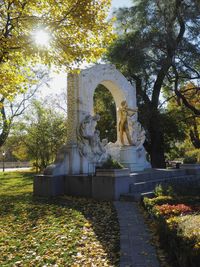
left=0, top=0, right=114, bottom=99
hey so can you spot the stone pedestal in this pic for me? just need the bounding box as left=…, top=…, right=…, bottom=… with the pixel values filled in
left=34, top=172, right=131, bottom=200
left=51, top=144, right=95, bottom=176
left=120, top=146, right=149, bottom=172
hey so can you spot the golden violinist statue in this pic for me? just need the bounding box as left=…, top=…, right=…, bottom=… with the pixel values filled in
left=118, top=100, right=138, bottom=146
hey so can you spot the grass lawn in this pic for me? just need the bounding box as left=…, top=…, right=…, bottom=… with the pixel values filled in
left=0, top=171, right=120, bottom=266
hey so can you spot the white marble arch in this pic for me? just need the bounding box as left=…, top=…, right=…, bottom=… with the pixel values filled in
left=67, top=64, right=137, bottom=144
left=42, top=63, right=150, bottom=177
left=36, top=64, right=149, bottom=199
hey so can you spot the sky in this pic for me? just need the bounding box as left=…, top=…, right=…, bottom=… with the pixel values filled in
left=111, top=0, right=132, bottom=9
left=39, top=0, right=133, bottom=99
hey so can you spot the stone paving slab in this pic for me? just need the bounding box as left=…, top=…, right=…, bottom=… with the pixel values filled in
left=114, top=201, right=160, bottom=267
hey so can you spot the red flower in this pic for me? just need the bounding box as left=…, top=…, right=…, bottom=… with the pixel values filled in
left=155, top=204, right=193, bottom=217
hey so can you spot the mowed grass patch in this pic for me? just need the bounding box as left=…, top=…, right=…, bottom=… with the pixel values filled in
left=0, top=172, right=120, bottom=266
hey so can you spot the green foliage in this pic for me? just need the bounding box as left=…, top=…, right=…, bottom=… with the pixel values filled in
left=154, top=184, right=175, bottom=197
left=161, top=111, right=187, bottom=155
left=0, top=69, right=48, bottom=149
left=174, top=214, right=200, bottom=248
left=143, top=196, right=175, bottom=211
left=182, top=145, right=200, bottom=165
left=164, top=215, right=200, bottom=267
left=99, top=157, right=123, bottom=169
left=164, top=81, right=200, bottom=160
left=11, top=100, right=67, bottom=171
left=0, top=171, right=120, bottom=266
left=153, top=183, right=200, bottom=199
left=183, top=155, right=198, bottom=164
left=94, top=84, right=117, bottom=142
left=0, top=0, right=114, bottom=100
left=184, top=149, right=200, bottom=163
left=143, top=185, right=200, bottom=267
left=0, top=0, right=113, bottom=149
left=106, top=0, right=200, bottom=167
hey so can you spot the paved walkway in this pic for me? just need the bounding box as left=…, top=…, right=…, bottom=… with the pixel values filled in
left=114, top=201, right=160, bottom=267
left=0, top=167, right=31, bottom=172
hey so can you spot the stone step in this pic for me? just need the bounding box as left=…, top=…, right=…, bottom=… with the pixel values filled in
left=121, top=174, right=200, bottom=202
left=129, top=175, right=197, bottom=194
left=120, top=191, right=155, bottom=202
left=130, top=169, right=187, bottom=182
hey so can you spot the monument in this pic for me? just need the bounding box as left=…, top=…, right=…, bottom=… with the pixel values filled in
left=44, top=64, right=150, bottom=176
left=34, top=64, right=151, bottom=199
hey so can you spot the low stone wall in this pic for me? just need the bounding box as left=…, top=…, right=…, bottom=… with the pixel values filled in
left=34, top=172, right=130, bottom=200
left=33, top=167, right=200, bottom=201
left=33, top=175, right=65, bottom=197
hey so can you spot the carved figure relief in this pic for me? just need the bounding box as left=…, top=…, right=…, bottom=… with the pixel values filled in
left=77, top=114, right=108, bottom=163
left=131, top=121, right=146, bottom=147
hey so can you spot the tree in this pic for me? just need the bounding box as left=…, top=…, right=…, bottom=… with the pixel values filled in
left=43, top=89, right=68, bottom=115
left=0, top=0, right=113, bottom=100
left=106, top=0, right=200, bottom=167
left=2, top=127, right=29, bottom=162
left=17, top=100, right=67, bottom=171
left=165, top=81, right=200, bottom=154
left=179, top=83, right=200, bottom=148
left=94, top=84, right=117, bottom=142
left=0, top=68, right=49, bottom=147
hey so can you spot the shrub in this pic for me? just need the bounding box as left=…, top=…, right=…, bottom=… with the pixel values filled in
left=165, top=215, right=200, bottom=267
left=172, top=184, right=200, bottom=197
left=143, top=194, right=200, bottom=267
left=98, top=157, right=124, bottom=169
left=154, top=203, right=192, bottom=217
left=154, top=183, right=200, bottom=198
left=143, top=195, right=175, bottom=210
left=183, top=155, right=197, bottom=164
left=154, top=184, right=175, bottom=197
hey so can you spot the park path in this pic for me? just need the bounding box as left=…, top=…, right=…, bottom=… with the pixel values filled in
left=0, top=167, right=31, bottom=172
left=114, top=201, right=160, bottom=267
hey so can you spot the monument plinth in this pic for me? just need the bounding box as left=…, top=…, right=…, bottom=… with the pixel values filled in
left=120, top=146, right=150, bottom=172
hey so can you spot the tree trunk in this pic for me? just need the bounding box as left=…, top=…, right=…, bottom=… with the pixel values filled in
left=149, top=115, right=166, bottom=168
left=189, top=118, right=200, bottom=149
left=190, top=129, right=200, bottom=149
left=0, top=129, right=9, bottom=148
left=0, top=100, right=10, bottom=148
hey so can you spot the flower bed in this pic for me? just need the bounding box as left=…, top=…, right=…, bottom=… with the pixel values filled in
left=143, top=195, right=200, bottom=267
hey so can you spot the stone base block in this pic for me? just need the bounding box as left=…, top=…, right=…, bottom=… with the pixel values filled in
left=120, top=146, right=148, bottom=171
left=64, top=175, right=92, bottom=197
left=33, top=175, right=64, bottom=197
left=92, top=175, right=130, bottom=201
left=34, top=173, right=130, bottom=200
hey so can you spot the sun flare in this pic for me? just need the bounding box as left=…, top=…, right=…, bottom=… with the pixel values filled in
left=34, top=29, right=51, bottom=47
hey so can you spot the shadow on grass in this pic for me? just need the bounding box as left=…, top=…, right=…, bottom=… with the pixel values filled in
left=31, top=196, right=120, bottom=266
left=0, top=195, right=120, bottom=266
left=0, top=171, right=120, bottom=266
left=54, top=196, right=120, bottom=266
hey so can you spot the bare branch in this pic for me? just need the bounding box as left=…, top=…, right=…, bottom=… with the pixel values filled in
left=158, top=94, right=177, bottom=108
